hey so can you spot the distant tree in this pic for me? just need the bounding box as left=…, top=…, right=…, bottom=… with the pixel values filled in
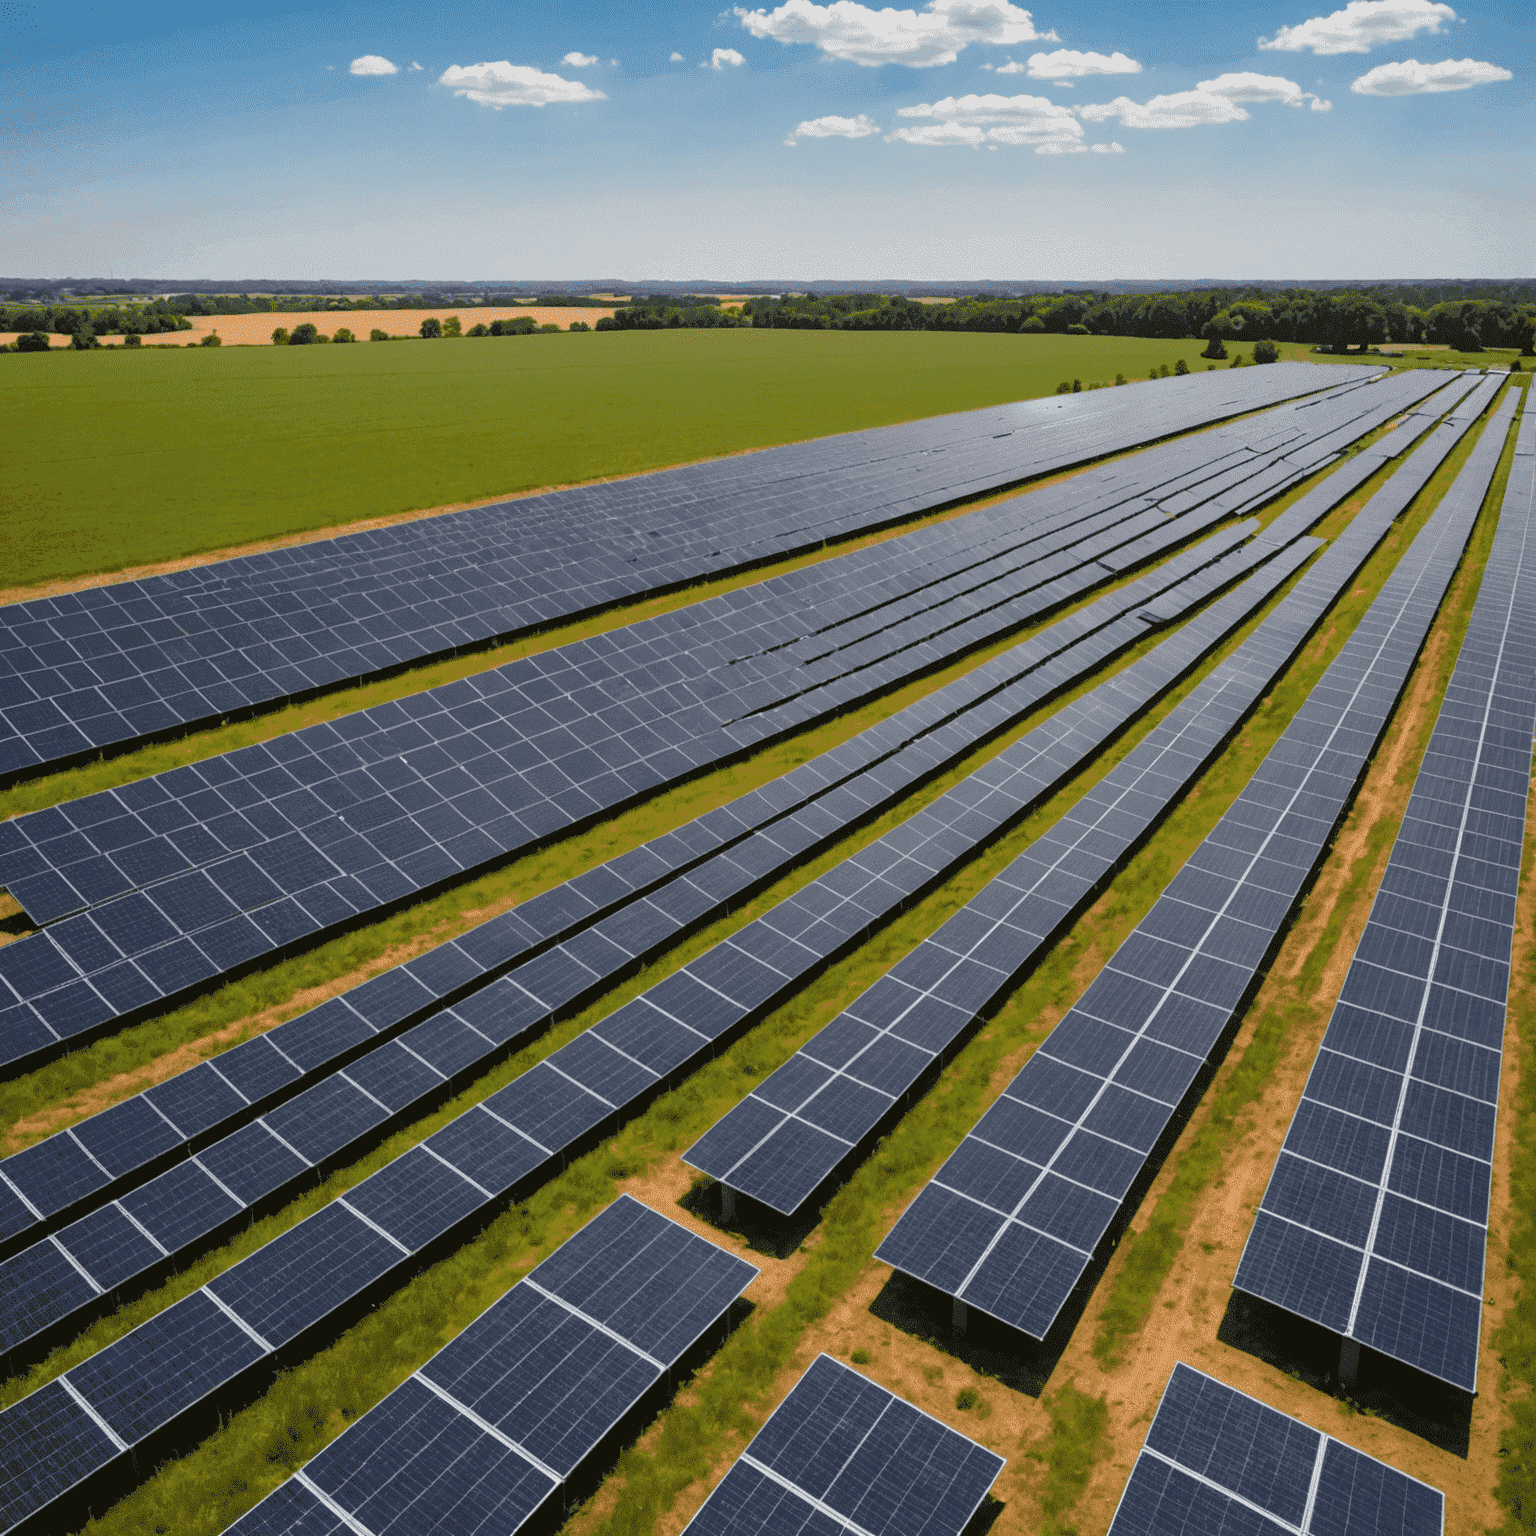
left=1020, top=315, right=1046, bottom=333
left=1174, top=358, right=1189, bottom=375
left=569, top=320, right=590, bottom=332
left=420, top=317, right=442, bottom=338
left=123, top=332, right=142, bottom=348
left=1066, top=323, right=1090, bottom=336
left=16, top=331, right=50, bottom=352
left=288, top=323, right=319, bottom=345
left=1518, top=319, right=1535, bottom=356
left=1252, top=339, right=1280, bottom=364
left=71, top=328, right=100, bottom=349
left=369, top=328, right=389, bottom=341
left=1071, top=378, right=1082, bottom=392
left=1114, top=372, right=1125, bottom=386
left=441, top=315, right=461, bottom=337
left=1158, top=363, right=1169, bottom=378
left=539, top=323, right=560, bottom=332
left=1200, top=335, right=1228, bottom=360
left=332, top=327, right=356, bottom=343
left=467, top=323, right=489, bottom=337
left=272, top=327, right=290, bottom=345
left=199, top=331, right=222, bottom=346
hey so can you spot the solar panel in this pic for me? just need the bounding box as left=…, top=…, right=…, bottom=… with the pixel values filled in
left=685, top=383, right=1506, bottom=1223
left=681, top=1354, right=1004, bottom=1536
left=874, top=390, right=1517, bottom=1342
left=1234, top=385, right=1535, bottom=1394
left=0, top=372, right=1443, bottom=1083
left=0, top=366, right=1383, bottom=787
left=1106, top=1363, right=1443, bottom=1536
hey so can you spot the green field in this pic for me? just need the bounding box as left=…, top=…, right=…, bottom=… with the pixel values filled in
left=4, top=329, right=1296, bottom=589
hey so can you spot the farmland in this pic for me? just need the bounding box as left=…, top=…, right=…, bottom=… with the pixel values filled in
left=0, top=341, right=1529, bottom=1536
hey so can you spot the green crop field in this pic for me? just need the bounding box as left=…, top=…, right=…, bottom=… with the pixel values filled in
left=5, top=329, right=1293, bottom=590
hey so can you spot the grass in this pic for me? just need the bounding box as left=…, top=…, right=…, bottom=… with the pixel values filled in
left=2, top=328, right=1310, bottom=588
left=1027, top=1384, right=1110, bottom=1536
left=1088, top=378, right=1519, bottom=1367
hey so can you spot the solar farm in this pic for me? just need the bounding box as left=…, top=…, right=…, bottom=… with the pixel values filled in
left=0, top=355, right=1529, bottom=1536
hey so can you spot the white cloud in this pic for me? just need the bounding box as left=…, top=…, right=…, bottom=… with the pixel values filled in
left=1351, top=55, right=1512, bottom=92
left=791, top=112, right=881, bottom=138
left=563, top=51, right=600, bottom=67
left=1259, top=0, right=1456, bottom=54
left=893, top=91, right=1088, bottom=150
left=439, top=62, right=607, bottom=108
left=349, top=55, right=398, bottom=75
left=410, top=61, right=423, bottom=71
left=670, top=51, right=685, bottom=61
left=708, top=47, right=747, bottom=68
left=1025, top=48, right=1141, bottom=78
left=1199, top=70, right=1331, bottom=108
left=736, top=0, right=1056, bottom=69
left=1076, top=89, right=1251, bottom=128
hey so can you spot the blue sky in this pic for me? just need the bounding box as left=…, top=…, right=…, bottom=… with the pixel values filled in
left=2, top=0, right=1528, bottom=279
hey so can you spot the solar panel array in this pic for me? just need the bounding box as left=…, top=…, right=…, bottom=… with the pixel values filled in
left=0, top=532, right=1313, bottom=1371
left=218, top=1195, right=756, bottom=1536
left=1107, top=1363, right=1443, bottom=1536
left=0, top=364, right=1374, bottom=784
left=874, top=389, right=1518, bottom=1340
left=1234, top=387, right=1536, bottom=1394
left=681, top=1353, right=1004, bottom=1536
left=0, top=518, right=1284, bottom=1266
left=0, top=374, right=1433, bottom=1080
left=686, top=376, right=1501, bottom=1221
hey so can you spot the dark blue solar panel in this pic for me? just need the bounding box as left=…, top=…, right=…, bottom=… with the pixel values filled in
left=1106, top=1363, right=1443, bottom=1536
left=1235, top=385, right=1532, bottom=1393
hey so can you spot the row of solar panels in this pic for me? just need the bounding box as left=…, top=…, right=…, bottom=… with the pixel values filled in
left=0, top=516, right=1305, bottom=1266
left=0, top=381, right=1504, bottom=1533
left=0, top=375, right=1445, bottom=1080
left=0, top=363, right=1381, bottom=784
left=680, top=378, right=1502, bottom=1221
left=1235, top=383, right=1536, bottom=1392
left=874, top=386, right=1520, bottom=1344
left=0, top=374, right=1499, bottom=1536
left=0, top=528, right=1318, bottom=1370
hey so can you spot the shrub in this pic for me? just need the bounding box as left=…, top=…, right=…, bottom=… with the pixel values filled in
left=1252, top=338, right=1279, bottom=364
left=1065, top=323, right=1090, bottom=336
left=1158, top=364, right=1169, bottom=378
left=489, top=317, right=537, bottom=336
left=200, top=332, right=222, bottom=347
left=1020, top=315, right=1046, bottom=333
left=1114, top=373, right=1125, bottom=386
left=332, top=328, right=356, bottom=344
left=539, top=323, right=560, bottom=333
left=123, top=333, right=142, bottom=348
left=849, top=1348, right=871, bottom=1365
left=568, top=320, right=590, bottom=332
left=419, top=317, right=442, bottom=339
left=1200, top=335, right=1228, bottom=360
left=442, top=316, right=461, bottom=338
left=369, top=328, right=389, bottom=341
left=1230, top=353, right=1245, bottom=367
left=271, top=327, right=289, bottom=345
left=954, top=1388, right=979, bottom=1411
left=1174, top=358, right=1189, bottom=375
left=287, top=323, right=319, bottom=345
left=1071, top=378, right=1081, bottom=392
left=1055, top=381, right=1071, bottom=395
left=71, top=329, right=101, bottom=349
left=16, top=331, right=50, bottom=352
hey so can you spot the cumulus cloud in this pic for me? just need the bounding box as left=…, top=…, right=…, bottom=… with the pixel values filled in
left=891, top=91, right=1090, bottom=150
left=736, top=0, right=1056, bottom=69
left=1351, top=55, right=1512, bottom=92
left=1076, top=89, right=1251, bottom=128
left=670, top=51, right=685, bottom=61
left=350, top=54, right=398, bottom=75
left=563, top=51, right=600, bottom=67
left=1260, top=0, right=1456, bottom=54
left=1024, top=48, right=1141, bottom=78
left=790, top=112, right=881, bottom=138
left=439, top=61, right=607, bottom=108
left=708, top=47, right=747, bottom=68
left=1200, top=70, right=1332, bottom=108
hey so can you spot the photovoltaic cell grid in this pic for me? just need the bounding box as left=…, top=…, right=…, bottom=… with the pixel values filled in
left=0, top=529, right=1313, bottom=1370
left=0, top=516, right=1285, bottom=1269
left=687, top=377, right=1501, bottom=1220
left=1234, top=386, right=1536, bottom=1393
left=874, top=389, right=1518, bottom=1340
left=218, top=1195, right=756, bottom=1536
left=681, top=1354, right=1004, bottom=1536
left=1107, top=1363, right=1443, bottom=1536
left=0, top=363, right=1377, bottom=783
left=0, top=375, right=1433, bottom=1078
